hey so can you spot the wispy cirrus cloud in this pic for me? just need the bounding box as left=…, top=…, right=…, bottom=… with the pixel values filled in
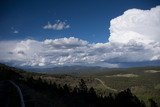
left=43, top=20, right=70, bottom=30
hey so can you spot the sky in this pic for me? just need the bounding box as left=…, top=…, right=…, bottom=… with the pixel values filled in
left=0, top=0, right=160, bottom=68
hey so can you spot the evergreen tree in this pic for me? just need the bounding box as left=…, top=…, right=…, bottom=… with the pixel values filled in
left=149, top=99, right=158, bottom=107
left=78, top=79, right=88, bottom=92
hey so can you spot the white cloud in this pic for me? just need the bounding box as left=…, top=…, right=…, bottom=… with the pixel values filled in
left=0, top=6, right=160, bottom=67
left=43, top=20, right=70, bottom=30
left=13, top=30, right=19, bottom=34
left=0, top=38, right=119, bottom=67
left=44, top=37, right=88, bottom=49
left=0, top=37, right=159, bottom=67
left=109, top=6, right=160, bottom=44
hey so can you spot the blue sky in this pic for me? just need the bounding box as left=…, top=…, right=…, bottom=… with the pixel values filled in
left=0, top=0, right=160, bottom=68
left=0, top=0, right=159, bottom=43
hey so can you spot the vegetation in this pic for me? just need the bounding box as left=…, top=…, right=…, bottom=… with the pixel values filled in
left=0, top=63, right=159, bottom=107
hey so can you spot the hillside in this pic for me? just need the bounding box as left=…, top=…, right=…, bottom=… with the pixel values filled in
left=25, top=66, right=160, bottom=106
left=0, top=63, right=159, bottom=107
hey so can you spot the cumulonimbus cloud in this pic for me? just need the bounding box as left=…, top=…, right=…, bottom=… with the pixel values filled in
left=109, top=6, right=160, bottom=44
left=0, top=6, right=160, bottom=67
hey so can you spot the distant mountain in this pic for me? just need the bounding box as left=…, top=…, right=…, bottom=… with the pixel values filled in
left=22, top=65, right=160, bottom=75
left=23, top=65, right=112, bottom=74
left=1, top=62, right=160, bottom=75
left=118, top=60, right=160, bottom=67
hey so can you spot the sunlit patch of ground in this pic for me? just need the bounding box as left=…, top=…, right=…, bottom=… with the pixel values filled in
left=94, top=78, right=117, bottom=92
left=154, top=84, right=160, bottom=90
left=144, top=70, right=160, bottom=73
left=106, top=74, right=138, bottom=78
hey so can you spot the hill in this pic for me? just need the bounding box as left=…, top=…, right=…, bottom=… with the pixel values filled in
left=0, top=63, right=159, bottom=107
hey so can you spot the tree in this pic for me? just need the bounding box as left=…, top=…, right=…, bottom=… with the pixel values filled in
left=78, top=79, right=88, bottom=92
left=149, top=99, right=158, bottom=107
left=115, top=88, right=145, bottom=107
